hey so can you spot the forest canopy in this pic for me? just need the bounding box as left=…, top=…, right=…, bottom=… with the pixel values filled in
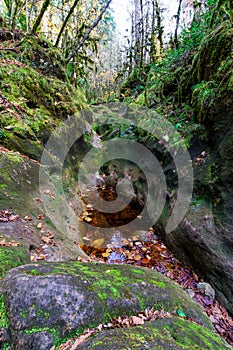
left=0, top=0, right=232, bottom=101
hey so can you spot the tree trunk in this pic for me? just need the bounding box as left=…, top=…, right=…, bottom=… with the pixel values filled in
left=139, top=0, right=144, bottom=68
left=174, top=0, right=183, bottom=48
left=155, top=0, right=163, bottom=53
left=144, top=0, right=150, bottom=62
left=55, top=0, right=80, bottom=47
left=31, top=0, right=51, bottom=34
left=134, top=0, right=141, bottom=66
left=150, top=0, right=157, bottom=61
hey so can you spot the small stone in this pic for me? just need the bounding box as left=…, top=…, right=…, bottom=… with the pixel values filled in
left=197, top=282, right=215, bottom=300
left=4, top=125, right=14, bottom=130
left=185, top=289, right=195, bottom=298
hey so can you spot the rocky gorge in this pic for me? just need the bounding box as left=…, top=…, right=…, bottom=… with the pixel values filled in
left=0, top=19, right=233, bottom=349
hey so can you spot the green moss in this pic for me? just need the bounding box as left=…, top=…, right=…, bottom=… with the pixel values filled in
left=17, top=262, right=212, bottom=327
left=0, top=245, right=30, bottom=278
left=3, top=151, right=23, bottom=164
left=27, top=269, right=43, bottom=276
left=0, top=36, right=87, bottom=162
left=36, top=309, right=50, bottom=319
left=91, top=340, right=104, bottom=346
left=0, top=183, right=7, bottom=190
left=0, top=150, right=40, bottom=212
left=170, top=319, right=230, bottom=348
left=132, top=269, right=145, bottom=275
left=81, top=317, right=231, bottom=349
left=21, top=326, right=61, bottom=345
left=0, top=293, right=9, bottom=328
left=150, top=278, right=166, bottom=289
left=19, top=310, right=28, bottom=319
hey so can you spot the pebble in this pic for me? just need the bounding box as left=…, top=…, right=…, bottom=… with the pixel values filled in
left=197, top=282, right=215, bottom=300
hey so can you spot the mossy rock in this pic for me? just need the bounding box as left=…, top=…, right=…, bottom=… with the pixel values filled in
left=0, top=35, right=87, bottom=160
left=0, top=236, right=30, bottom=278
left=0, top=151, right=39, bottom=213
left=18, top=34, right=67, bottom=80
left=78, top=317, right=231, bottom=350
left=0, top=261, right=215, bottom=349
left=156, top=201, right=233, bottom=315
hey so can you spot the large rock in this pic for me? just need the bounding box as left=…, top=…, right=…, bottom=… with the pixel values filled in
left=157, top=114, right=233, bottom=316
left=0, top=262, right=215, bottom=349
left=157, top=203, right=233, bottom=315
left=78, top=317, right=232, bottom=350
left=0, top=151, right=86, bottom=261
left=153, top=23, right=233, bottom=316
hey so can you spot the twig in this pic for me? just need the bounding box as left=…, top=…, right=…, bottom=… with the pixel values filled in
left=66, top=0, right=113, bottom=63
left=0, top=47, right=21, bottom=52
left=69, top=330, right=96, bottom=349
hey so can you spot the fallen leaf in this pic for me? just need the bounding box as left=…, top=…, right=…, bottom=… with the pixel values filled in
left=134, top=254, right=141, bottom=261
left=102, top=252, right=110, bottom=258
left=130, top=316, right=144, bottom=325
left=41, top=236, right=51, bottom=244
left=177, top=310, right=186, bottom=317
left=9, top=214, right=19, bottom=221
left=24, top=215, right=32, bottom=221
left=84, top=217, right=92, bottom=222
left=37, top=214, right=44, bottom=220
left=92, top=238, right=104, bottom=248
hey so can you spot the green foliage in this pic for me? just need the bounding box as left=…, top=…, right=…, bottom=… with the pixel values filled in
left=0, top=293, right=9, bottom=328
left=124, top=2, right=233, bottom=147
left=192, top=81, right=219, bottom=122
left=0, top=129, right=6, bottom=139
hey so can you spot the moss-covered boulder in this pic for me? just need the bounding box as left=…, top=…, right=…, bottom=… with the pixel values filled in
left=0, top=262, right=216, bottom=349
left=78, top=317, right=231, bottom=350
left=0, top=33, right=90, bottom=261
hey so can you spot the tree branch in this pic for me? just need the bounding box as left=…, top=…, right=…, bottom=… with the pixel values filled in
left=66, top=0, right=113, bottom=63
left=55, top=0, right=80, bottom=47
left=0, top=47, right=21, bottom=52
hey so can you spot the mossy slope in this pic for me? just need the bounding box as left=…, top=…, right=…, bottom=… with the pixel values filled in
left=0, top=34, right=87, bottom=160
